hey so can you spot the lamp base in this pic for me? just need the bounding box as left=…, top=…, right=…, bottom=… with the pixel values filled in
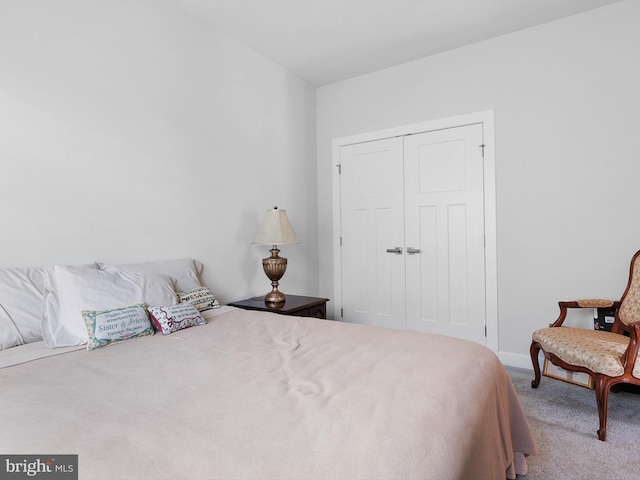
left=264, top=289, right=285, bottom=307
left=262, top=247, right=287, bottom=306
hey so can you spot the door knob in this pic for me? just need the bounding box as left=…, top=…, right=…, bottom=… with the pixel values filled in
left=407, top=247, right=421, bottom=254
left=386, top=247, right=403, bottom=254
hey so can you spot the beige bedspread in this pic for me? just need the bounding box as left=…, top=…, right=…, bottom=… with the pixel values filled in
left=1, top=308, right=536, bottom=479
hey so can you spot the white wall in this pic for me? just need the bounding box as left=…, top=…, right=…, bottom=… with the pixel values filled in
left=0, top=0, right=318, bottom=303
left=316, top=0, right=640, bottom=366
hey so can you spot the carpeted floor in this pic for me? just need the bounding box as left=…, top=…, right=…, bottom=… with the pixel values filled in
left=506, top=366, right=640, bottom=479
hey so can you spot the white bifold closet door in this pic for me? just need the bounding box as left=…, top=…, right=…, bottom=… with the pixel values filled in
left=339, top=123, right=487, bottom=345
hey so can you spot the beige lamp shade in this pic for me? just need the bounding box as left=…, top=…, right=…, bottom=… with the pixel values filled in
left=252, top=207, right=300, bottom=246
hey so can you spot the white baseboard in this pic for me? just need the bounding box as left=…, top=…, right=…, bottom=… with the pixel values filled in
left=498, top=351, right=540, bottom=370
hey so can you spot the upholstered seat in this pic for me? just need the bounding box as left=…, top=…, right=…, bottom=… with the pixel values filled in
left=532, top=327, right=637, bottom=378
left=530, top=250, right=640, bottom=441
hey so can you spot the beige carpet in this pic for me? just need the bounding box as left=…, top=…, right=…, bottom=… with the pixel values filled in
left=507, top=366, right=640, bottom=479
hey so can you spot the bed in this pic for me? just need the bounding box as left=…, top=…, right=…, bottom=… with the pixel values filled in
left=0, top=259, right=537, bottom=480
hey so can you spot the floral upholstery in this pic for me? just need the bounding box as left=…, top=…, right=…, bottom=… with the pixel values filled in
left=576, top=299, right=614, bottom=308
left=619, top=254, right=640, bottom=326
left=532, top=326, right=640, bottom=379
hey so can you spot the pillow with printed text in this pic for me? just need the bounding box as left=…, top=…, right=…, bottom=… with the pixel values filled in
left=177, top=287, right=220, bottom=313
left=147, top=303, right=206, bottom=335
left=82, top=303, right=154, bottom=350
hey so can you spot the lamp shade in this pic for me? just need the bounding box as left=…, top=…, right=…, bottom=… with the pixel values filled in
left=252, top=207, right=300, bottom=246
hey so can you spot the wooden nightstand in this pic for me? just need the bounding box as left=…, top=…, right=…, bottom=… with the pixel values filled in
left=229, top=295, right=329, bottom=319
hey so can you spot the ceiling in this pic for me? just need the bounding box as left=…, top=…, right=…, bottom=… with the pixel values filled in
left=170, top=0, right=622, bottom=86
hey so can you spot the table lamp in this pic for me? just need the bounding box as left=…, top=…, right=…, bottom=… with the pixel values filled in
left=252, top=206, right=300, bottom=305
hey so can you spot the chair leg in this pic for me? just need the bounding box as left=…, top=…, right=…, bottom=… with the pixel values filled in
left=530, top=341, right=542, bottom=388
left=594, top=375, right=611, bottom=441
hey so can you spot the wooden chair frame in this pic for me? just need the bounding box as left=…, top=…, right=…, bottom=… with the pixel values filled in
left=530, top=250, right=640, bottom=441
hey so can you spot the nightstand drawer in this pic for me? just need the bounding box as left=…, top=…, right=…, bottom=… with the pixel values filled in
left=286, top=303, right=327, bottom=319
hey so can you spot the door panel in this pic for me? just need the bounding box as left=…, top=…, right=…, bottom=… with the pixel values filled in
left=417, top=206, right=438, bottom=323
left=340, top=137, right=405, bottom=329
left=418, top=140, right=466, bottom=193
left=448, top=203, right=468, bottom=326
left=404, top=125, right=486, bottom=344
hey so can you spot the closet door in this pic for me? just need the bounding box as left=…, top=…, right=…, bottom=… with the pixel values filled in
left=403, top=124, right=486, bottom=344
left=339, top=137, right=406, bottom=329
left=337, top=122, right=488, bottom=345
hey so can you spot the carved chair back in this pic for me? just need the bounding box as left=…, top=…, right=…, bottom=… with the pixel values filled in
left=618, top=250, right=640, bottom=329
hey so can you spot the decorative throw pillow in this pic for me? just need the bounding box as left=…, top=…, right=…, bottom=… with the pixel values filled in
left=177, top=287, right=220, bottom=312
left=147, top=304, right=206, bottom=335
left=82, top=303, right=154, bottom=350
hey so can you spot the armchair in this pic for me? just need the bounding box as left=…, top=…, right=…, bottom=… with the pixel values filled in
left=530, top=249, right=640, bottom=441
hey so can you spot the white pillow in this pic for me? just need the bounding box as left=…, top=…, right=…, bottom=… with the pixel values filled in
left=42, top=265, right=178, bottom=348
left=0, top=264, right=100, bottom=346
left=0, top=305, right=24, bottom=350
left=98, top=258, right=203, bottom=292
left=0, top=266, right=47, bottom=344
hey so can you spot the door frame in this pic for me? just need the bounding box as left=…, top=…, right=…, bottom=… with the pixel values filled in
left=331, top=110, right=498, bottom=353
